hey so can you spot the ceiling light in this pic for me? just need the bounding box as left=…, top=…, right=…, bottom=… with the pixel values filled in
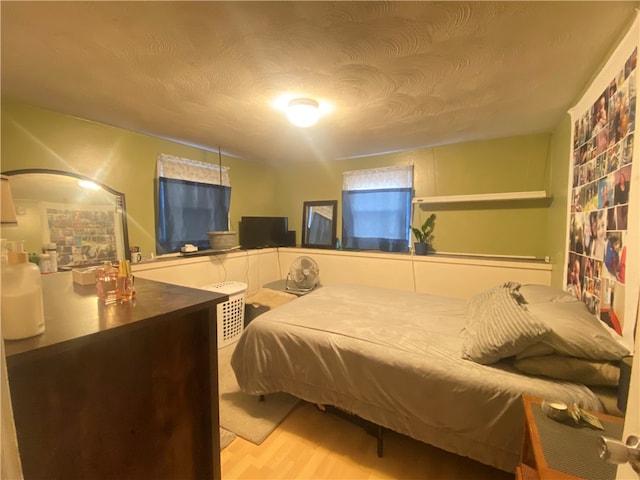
left=286, top=98, right=320, bottom=128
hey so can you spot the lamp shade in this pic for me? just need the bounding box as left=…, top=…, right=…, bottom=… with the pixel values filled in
left=286, top=98, right=320, bottom=128
left=1, top=175, right=18, bottom=225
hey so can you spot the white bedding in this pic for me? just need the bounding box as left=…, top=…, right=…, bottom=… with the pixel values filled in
left=231, top=283, right=603, bottom=472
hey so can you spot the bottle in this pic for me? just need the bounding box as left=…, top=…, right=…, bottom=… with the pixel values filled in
left=117, top=259, right=135, bottom=302
left=39, top=253, right=52, bottom=274
left=335, top=237, right=341, bottom=250
left=96, top=261, right=118, bottom=305
left=44, top=243, right=58, bottom=272
left=1, top=240, right=45, bottom=339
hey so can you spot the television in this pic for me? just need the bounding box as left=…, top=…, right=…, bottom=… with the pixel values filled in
left=239, top=216, right=289, bottom=249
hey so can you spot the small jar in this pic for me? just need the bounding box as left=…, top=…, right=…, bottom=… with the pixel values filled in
left=44, top=243, right=58, bottom=272
left=39, top=253, right=52, bottom=274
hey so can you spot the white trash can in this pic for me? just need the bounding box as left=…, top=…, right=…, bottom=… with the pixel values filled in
left=200, top=281, right=247, bottom=348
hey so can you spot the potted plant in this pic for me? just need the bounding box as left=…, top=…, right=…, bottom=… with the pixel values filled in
left=411, top=213, right=436, bottom=255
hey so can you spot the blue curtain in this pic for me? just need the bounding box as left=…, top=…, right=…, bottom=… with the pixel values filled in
left=156, top=177, right=231, bottom=254
left=308, top=213, right=332, bottom=244
left=342, top=188, right=412, bottom=252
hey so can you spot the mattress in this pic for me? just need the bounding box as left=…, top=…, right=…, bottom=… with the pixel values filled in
left=231, top=283, right=603, bottom=472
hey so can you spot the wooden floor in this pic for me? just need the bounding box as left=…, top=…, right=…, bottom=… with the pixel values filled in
left=221, top=401, right=516, bottom=479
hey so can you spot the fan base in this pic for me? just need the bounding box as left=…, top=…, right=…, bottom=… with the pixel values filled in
left=285, top=275, right=317, bottom=295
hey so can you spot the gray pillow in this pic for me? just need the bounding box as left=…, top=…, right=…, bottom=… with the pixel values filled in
left=518, top=284, right=578, bottom=304
left=522, top=301, right=629, bottom=361
left=462, top=282, right=551, bottom=364
left=514, top=355, right=620, bottom=386
left=514, top=342, right=554, bottom=359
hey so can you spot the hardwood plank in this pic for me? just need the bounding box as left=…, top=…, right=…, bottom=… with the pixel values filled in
left=221, top=402, right=515, bottom=479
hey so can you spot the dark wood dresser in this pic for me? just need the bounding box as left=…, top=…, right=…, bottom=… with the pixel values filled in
left=4, top=272, right=227, bottom=480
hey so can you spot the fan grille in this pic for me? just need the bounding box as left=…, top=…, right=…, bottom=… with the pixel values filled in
left=287, top=256, right=319, bottom=291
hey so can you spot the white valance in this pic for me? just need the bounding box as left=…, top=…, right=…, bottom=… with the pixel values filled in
left=157, top=153, right=230, bottom=187
left=313, top=205, right=334, bottom=220
left=343, top=165, right=413, bottom=191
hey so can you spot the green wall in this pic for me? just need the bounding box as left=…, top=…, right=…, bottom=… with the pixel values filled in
left=0, top=99, right=279, bottom=255
left=2, top=98, right=558, bottom=259
left=546, top=114, right=573, bottom=288
left=275, top=134, right=552, bottom=258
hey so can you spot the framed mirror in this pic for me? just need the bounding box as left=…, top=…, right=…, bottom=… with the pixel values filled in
left=1, top=169, right=130, bottom=269
left=302, top=200, right=337, bottom=249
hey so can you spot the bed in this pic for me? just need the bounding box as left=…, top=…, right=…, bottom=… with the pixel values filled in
left=231, top=282, right=629, bottom=472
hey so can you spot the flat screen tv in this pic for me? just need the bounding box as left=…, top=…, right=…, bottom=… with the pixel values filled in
left=239, top=216, right=289, bottom=249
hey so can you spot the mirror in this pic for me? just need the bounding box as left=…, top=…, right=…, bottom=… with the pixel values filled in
left=302, top=200, right=337, bottom=249
left=1, top=169, right=130, bottom=269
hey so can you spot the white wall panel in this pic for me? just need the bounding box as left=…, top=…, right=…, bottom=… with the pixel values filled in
left=131, top=247, right=551, bottom=299
left=411, top=256, right=552, bottom=298
left=278, top=248, right=414, bottom=292
left=132, top=257, right=210, bottom=288
left=132, top=249, right=281, bottom=294
left=278, top=248, right=551, bottom=298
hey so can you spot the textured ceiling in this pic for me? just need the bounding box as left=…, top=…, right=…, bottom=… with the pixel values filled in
left=1, top=1, right=637, bottom=164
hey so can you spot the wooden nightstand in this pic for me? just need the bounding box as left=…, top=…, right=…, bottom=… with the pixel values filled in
left=518, top=394, right=624, bottom=480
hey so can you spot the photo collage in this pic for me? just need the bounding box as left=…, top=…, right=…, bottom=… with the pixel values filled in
left=567, top=47, right=636, bottom=336
left=46, top=206, right=118, bottom=268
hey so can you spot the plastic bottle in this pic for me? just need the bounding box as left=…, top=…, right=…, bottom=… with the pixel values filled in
left=1, top=240, right=45, bottom=340
left=44, top=243, right=58, bottom=272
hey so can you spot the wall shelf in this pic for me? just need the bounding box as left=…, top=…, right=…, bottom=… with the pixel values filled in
left=412, top=190, right=548, bottom=205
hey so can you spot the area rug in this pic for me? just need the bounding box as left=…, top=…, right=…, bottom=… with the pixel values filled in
left=218, top=343, right=300, bottom=445
left=219, top=427, right=236, bottom=450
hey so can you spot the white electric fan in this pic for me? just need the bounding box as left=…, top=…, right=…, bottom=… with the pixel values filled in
left=285, top=256, right=320, bottom=294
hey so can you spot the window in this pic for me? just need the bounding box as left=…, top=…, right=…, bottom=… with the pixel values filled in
left=156, top=154, right=231, bottom=254
left=341, top=165, right=413, bottom=252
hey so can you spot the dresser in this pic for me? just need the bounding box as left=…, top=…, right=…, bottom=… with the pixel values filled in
left=4, top=273, right=227, bottom=479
